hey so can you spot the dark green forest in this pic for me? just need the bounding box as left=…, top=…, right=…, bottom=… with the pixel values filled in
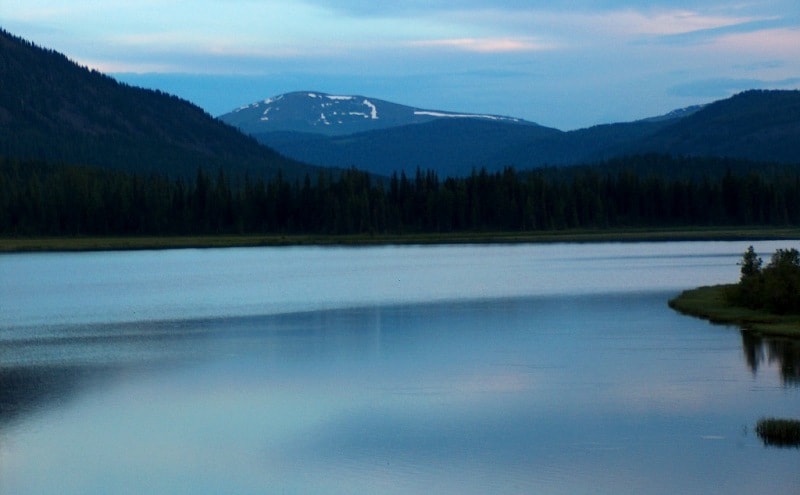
left=2, top=154, right=800, bottom=236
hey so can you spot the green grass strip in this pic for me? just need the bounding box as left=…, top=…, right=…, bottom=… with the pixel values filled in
left=669, top=284, right=800, bottom=338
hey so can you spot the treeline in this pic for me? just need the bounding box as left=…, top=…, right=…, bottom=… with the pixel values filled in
left=2, top=155, right=800, bottom=236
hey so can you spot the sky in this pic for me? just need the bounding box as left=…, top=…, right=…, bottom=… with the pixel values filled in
left=3, top=1, right=800, bottom=130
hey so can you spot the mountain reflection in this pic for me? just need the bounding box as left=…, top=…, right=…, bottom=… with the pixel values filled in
left=740, top=332, right=800, bottom=385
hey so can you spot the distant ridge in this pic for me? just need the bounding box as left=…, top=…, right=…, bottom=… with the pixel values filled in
left=0, top=29, right=318, bottom=180
left=638, top=104, right=705, bottom=123
left=221, top=89, right=800, bottom=176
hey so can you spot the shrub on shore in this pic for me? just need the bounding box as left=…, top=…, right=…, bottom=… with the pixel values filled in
left=728, top=246, right=800, bottom=315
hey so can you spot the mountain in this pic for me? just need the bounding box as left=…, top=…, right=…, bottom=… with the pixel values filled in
left=0, top=29, right=317, bottom=180
left=219, top=91, right=559, bottom=176
left=219, top=91, right=533, bottom=137
left=253, top=118, right=562, bottom=178
left=629, top=90, right=800, bottom=163
left=222, top=90, right=800, bottom=177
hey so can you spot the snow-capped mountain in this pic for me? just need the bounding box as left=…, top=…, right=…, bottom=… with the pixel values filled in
left=219, top=91, right=532, bottom=136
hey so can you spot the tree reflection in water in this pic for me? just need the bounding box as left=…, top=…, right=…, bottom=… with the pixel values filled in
left=740, top=331, right=800, bottom=385
left=0, top=365, right=115, bottom=430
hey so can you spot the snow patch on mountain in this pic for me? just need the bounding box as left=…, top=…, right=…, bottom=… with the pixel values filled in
left=362, top=99, right=378, bottom=119
left=236, top=95, right=282, bottom=112
left=414, top=110, right=519, bottom=122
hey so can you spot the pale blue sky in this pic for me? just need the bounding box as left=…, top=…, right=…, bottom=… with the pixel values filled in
left=3, top=1, right=800, bottom=129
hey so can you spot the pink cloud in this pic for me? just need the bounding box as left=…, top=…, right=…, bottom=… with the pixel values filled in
left=712, top=28, right=800, bottom=55
left=409, top=37, right=555, bottom=53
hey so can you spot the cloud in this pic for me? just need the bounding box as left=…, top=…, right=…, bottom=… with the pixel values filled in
left=711, top=27, right=800, bottom=55
left=414, top=6, right=777, bottom=54
left=408, top=37, right=556, bottom=53
left=650, top=16, right=798, bottom=45
left=302, top=1, right=747, bottom=19
left=301, top=0, right=549, bottom=17
left=732, top=60, right=786, bottom=71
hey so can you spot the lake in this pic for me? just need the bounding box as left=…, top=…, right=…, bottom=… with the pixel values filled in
left=1, top=241, right=798, bottom=494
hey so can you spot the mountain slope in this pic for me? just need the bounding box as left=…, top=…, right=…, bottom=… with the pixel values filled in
left=0, top=29, right=317, bottom=180
left=220, top=91, right=531, bottom=137
left=254, top=118, right=562, bottom=177
left=630, top=90, right=800, bottom=163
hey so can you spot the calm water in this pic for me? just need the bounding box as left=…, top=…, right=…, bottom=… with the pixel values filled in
left=1, top=242, right=798, bottom=494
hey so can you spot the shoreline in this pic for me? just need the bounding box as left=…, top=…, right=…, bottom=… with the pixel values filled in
left=3, top=227, right=800, bottom=253
left=668, top=284, right=800, bottom=338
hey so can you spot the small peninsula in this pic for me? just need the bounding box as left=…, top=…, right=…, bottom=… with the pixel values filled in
left=669, top=246, right=800, bottom=338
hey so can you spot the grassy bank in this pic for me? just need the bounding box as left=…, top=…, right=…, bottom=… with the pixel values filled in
left=3, top=227, right=800, bottom=252
left=668, top=285, right=800, bottom=338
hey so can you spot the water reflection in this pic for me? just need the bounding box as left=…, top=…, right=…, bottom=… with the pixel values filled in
left=0, top=309, right=388, bottom=430
left=2, top=298, right=798, bottom=434
left=0, top=365, right=114, bottom=429
left=2, top=242, right=799, bottom=494
left=740, top=332, right=800, bottom=385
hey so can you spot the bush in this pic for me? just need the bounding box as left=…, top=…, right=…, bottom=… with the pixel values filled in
left=730, top=246, right=800, bottom=314
left=762, top=248, right=800, bottom=314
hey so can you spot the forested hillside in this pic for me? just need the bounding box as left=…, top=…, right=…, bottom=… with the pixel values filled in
left=0, top=29, right=316, bottom=180
left=3, top=155, right=799, bottom=236
left=633, top=90, right=800, bottom=163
